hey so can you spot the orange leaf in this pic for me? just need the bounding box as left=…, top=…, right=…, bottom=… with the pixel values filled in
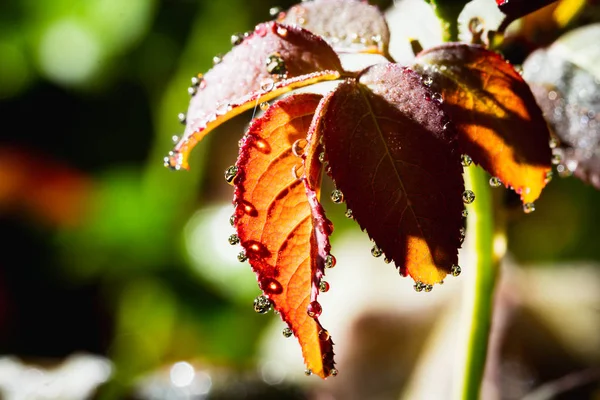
left=233, top=93, right=335, bottom=378
left=414, top=44, right=552, bottom=204
left=168, top=21, right=342, bottom=170
left=322, top=64, right=464, bottom=286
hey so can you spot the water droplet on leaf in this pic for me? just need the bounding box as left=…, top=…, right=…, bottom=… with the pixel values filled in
left=318, top=152, right=326, bottom=163
left=345, top=209, right=353, bottom=218
left=552, top=154, right=562, bottom=165
left=225, top=165, right=238, bottom=185
left=424, top=284, right=433, bottom=292
left=318, top=329, right=330, bottom=341
left=304, top=369, right=312, bottom=376
left=187, top=86, right=197, bottom=96
left=422, top=75, right=433, bottom=86
left=432, top=92, right=443, bottom=104
left=325, top=254, right=336, bottom=268
left=330, top=189, right=344, bottom=204
left=177, top=113, right=186, bottom=125
left=523, top=202, right=535, bottom=214
left=228, top=234, right=240, bottom=245
left=269, top=6, right=283, bottom=17
left=462, top=209, right=468, bottom=218
left=265, top=53, right=287, bottom=75
left=237, top=251, right=247, bottom=262
left=462, top=190, right=475, bottom=204
left=319, top=279, right=330, bottom=292
left=212, top=54, right=223, bottom=65
left=461, top=154, right=472, bottom=167
left=451, top=264, right=462, bottom=277
left=371, top=245, right=383, bottom=257
left=229, top=214, right=235, bottom=226
left=307, top=301, right=322, bottom=318
left=260, top=78, right=274, bottom=92
left=549, top=137, right=559, bottom=149
left=259, top=101, right=270, bottom=111
left=413, top=281, right=424, bottom=292
left=231, top=32, right=244, bottom=46
left=292, top=139, right=307, bottom=157
left=282, top=327, right=293, bottom=338
left=330, top=368, right=338, bottom=377
left=489, top=177, right=502, bottom=188
left=253, top=295, right=272, bottom=314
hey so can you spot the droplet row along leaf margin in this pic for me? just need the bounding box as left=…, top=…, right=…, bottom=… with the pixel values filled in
left=233, top=94, right=335, bottom=378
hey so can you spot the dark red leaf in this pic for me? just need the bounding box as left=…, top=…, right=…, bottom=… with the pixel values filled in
left=322, top=64, right=464, bottom=286
left=496, top=0, right=558, bottom=32
left=233, top=93, right=335, bottom=378
left=414, top=44, right=552, bottom=204
left=168, top=21, right=343, bottom=170
left=279, top=0, right=390, bottom=56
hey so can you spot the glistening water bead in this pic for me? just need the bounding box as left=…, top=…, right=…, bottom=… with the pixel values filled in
left=523, top=202, right=535, bottom=214
left=224, top=165, right=238, bottom=185
left=451, top=264, right=462, bottom=276
left=345, top=209, right=353, bottom=218
left=231, top=32, right=244, bottom=46
left=371, top=245, right=383, bottom=257
left=325, top=254, right=336, bottom=268
left=228, top=234, right=240, bottom=245
left=265, top=53, right=287, bottom=75
left=319, top=280, right=330, bottom=292
left=253, top=295, right=272, bottom=314
left=489, top=177, right=502, bottom=188
left=282, top=327, right=293, bottom=338
left=461, top=154, right=473, bottom=167
left=307, top=301, right=322, bottom=318
left=413, top=281, right=425, bottom=292
left=237, top=252, right=247, bottom=262
left=462, top=190, right=475, bottom=204
left=330, top=189, right=344, bottom=204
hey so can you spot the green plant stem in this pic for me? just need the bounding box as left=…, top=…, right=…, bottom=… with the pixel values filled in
left=454, top=165, right=500, bottom=400
left=425, top=0, right=467, bottom=42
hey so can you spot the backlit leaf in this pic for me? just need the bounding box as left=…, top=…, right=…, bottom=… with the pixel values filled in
left=233, top=93, right=335, bottom=378
left=414, top=44, right=552, bottom=203
left=169, top=21, right=343, bottom=170
left=523, top=24, right=600, bottom=188
left=279, top=0, right=390, bottom=56
left=322, top=64, right=464, bottom=285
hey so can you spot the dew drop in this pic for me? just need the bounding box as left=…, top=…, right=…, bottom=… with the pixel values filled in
left=318, top=152, right=326, bottom=163
left=413, top=281, right=424, bottom=292
left=424, top=284, right=433, bottom=292
left=237, top=251, right=248, bottom=262
left=461, top=154, right=472, bottom=167
left=259, top=101, right=270, bottom=111
left=330, top=369, right=338, bottom=377
left=325, top=254, right=336, bottom=268
left=282, top=327, right=293, bottom=338
left=164, top=150, right=183, bottom=170
left=432, top=92, right=443, bottom=104
left=330, top=189, right=344, bottom=204
left=451, top=264, right=462, bottom=277
left=187, top=86, right=197, bottom=96
left=549, top=137, right=559, bottom=149
left=462, top=209, right=468, bottom=218
left=318, top=329, right=330, bottom=341
left=307, top=301, right=322, bottom=318
left=552, top=154, right=562, bottom=165
left=172, top=135, right=179, bottom=143
left=228, top=234, right=240, bottom=245
left=422, top=75, right=433, bottom=86
left=177, top=113, right=186, bottom=125
left=191, top=75, right=202, bottom=87
left=545, top=170, right=553, bottom=183
left=229, top=214, right=235, bottom=226
left=265, top=53, right=287, bottom=75
left=371, top=245, right=383, bottom=258
left=489, top=177, right=502, bottom=188
left=384, top=257, right=391, bottom=264
left=276, top=26, right=288, bottom=37
left=462, top=190, right=475, bottom=204
left=260, top=78, right=274, bottom=92
left=253, top=295, right=272, bottom=314
left=261, top=278, right=283, bottom=295
left=291, top=164, right=303, bottom=180
left=344, top=209, right=353, bottom=219
left=212, top=54, right=223, bottom=65
left=231, top=32, right=244, bottom=46
left=459, top=227, right=466, bottom=237
left=224, top=165, right=238, bottom=185
left=523, top=202, right=535, bottom=214
left=269, top=6, right=283, bottom=17
left=319, top=279, right=330, bottom=293
left=304, top=369, right=312, bottom=376
left=292, top=139, right=307, bottom=157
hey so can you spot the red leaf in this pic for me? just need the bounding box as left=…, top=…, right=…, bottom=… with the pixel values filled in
left=414, top=44, right=552, bottom=204
left=495, top=0, right=558, bottom=32
left=233, top=93, right=335, bottom=378
left=168, top=22, right=343, bottom=170
left=279, top=0, right=390, bottom=56
left=322, top=64, right=464, bottom=286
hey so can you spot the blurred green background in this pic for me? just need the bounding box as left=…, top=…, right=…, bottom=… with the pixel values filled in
left=0, top=0, right=598, bottom=399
